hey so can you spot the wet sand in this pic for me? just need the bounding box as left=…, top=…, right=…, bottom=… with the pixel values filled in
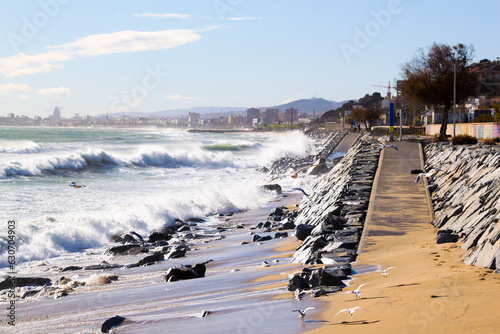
left=8, top=193, right=325, bottom=334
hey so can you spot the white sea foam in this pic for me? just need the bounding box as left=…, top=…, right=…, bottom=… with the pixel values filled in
left=0, top=139, right=41, bottom=153
left=0, top=129, right=314, bottom=269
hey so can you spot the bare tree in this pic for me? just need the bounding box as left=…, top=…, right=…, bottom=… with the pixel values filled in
left=401, top=43, right=478, bottom=137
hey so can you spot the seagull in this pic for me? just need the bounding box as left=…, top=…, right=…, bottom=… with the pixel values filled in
left=265, top=164, right=323, bottom=183
left=114, top=231, right=145, bottom=249
left=341, top=283, right=366, bottom=299
left=175, top=264, right=199, bottom=276
left=310, top=288, right=329, bottom=298
left=295, top=288, right=306, bottom=300
left=261, top=261, right=270, bottom=267
left=380, top=267, right=396, bottom=278
left=69, top=181, right=86, bottom=188
left=291, top=188, right=310, bottom=196
left=415, top=169, right=442, bottom=183
left=292, top=307, right=315, bottom=322
left=333, top=307, right=367, bottom=318
left=379, top=144, right=398, bottom=151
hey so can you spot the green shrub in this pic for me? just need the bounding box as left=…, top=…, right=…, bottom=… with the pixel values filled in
left=451, top=134, right=478, bottom=145
left=472, top=114, right=494, bottom=123
left=482, top=138, right=496, bottom=145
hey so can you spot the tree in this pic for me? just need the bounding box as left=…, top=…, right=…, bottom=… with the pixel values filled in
left=401, top=43, right=478, bottom=137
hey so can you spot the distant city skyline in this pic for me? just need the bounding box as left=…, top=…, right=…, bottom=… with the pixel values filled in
left=0, top=0, right=499, bottom=117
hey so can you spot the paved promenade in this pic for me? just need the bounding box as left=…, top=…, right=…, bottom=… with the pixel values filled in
left=360, top=141, right=433, bottom=250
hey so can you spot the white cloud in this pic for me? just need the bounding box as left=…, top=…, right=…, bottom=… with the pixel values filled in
left=38, top=86, right=71, bottom=98
left=166, top=94, right=209, bottom=102
left=0, top=28, right=215, bottom=77
left=134, top=13, right=193, bottom=20
left=0, top=83, right=31, bottom=96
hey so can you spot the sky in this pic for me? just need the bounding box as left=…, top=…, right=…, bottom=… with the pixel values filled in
left=0, top=0, right=499, bottom=118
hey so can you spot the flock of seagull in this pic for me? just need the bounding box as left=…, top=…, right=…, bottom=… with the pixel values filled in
left=291, top=266, right=397, bottom=323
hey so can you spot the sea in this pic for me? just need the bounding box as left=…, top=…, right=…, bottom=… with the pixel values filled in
left=0, top=127, right=317, bottom=272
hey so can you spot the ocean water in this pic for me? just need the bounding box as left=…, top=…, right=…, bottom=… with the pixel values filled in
left=0, top=127, right=315, bottom=270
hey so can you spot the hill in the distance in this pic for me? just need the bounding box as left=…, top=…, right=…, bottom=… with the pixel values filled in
left=102, top=97, right=351, bottom=118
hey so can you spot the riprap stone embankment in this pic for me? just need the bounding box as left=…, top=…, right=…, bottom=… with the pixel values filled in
left=287, top=135, right=379, bottom=292
left=425, top=143, right=500, bottom=273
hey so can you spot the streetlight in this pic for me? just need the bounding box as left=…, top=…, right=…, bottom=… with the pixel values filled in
left=453, top=60, right=457, bottom=137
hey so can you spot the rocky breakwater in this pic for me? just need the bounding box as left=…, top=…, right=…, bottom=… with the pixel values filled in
left=264, top=130, right=348, bottom=181
left=288, top=135, right=380, bottom=293
left=424, top=143, right=500, bottom=274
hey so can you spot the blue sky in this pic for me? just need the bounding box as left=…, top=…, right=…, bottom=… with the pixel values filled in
left=0, top=0, right=498, bottom=117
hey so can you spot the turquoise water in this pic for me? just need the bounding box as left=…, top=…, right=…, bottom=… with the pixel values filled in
left=0, top=127, right=314, bottom=269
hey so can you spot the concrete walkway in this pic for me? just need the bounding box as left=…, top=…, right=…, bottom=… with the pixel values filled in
left=334, top=132, right=361, bottom=154
left=360, top=141, right=433, bottom=250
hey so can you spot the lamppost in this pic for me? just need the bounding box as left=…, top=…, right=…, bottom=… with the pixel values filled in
left=453, top=60, right=457, bottom=137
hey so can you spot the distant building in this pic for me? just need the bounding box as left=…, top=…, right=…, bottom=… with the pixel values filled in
left=264, top=108, right=279, bottom=124
left=284, top=108, right=298, bottom=124
left=246, top=108, right=260, bottom=125
left=53, top=106, right=62, bottom=119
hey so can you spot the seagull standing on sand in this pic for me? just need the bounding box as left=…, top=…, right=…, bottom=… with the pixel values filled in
left=295, top=288, right=306, bottom=300
left=340, top=283, right=366, bottom=299
left=380, top=267, right=396, bottom=278
left=378, top=144, right=399, bottom=151
left=333, top=307, right=367, bottom=318
left=292, top=307, right=315, bottom=322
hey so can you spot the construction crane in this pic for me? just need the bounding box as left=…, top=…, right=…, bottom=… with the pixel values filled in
left=372, top=81, right=396, bottom=99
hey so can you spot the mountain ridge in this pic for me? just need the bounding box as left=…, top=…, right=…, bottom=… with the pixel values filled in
left=101, top=97, right=352, bottom=118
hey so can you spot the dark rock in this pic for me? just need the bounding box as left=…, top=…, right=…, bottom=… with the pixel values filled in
left=315, top=284, right=343, bottom=293
left=137, top=252, right=164, bottom=266
left=436, top=230, right=460, bottom=244
left=83, top=263, right=122, bottom=270
left=148, top=232, right=171, bottom=243
left=165, top=245, right=188, bottom=259
left=263, top=221, right=273, bottom=228
left=295, top=224, right=314, bottom=241
left=262, top=184, right=282, bottom=194
left=274, top=232, right=288, bottom=238
left=103, top=244, right=145, bottom=256
left=271, top=207, right=284, bottom=217
left=101, top=315, right=126, bottom=333
left=281, top=220, right=296, bottom=230
left=286, top=275, right=310, bottom=291
left=320, top=268, right=346, bottom=286
left=186, top=217, right=205, bottom=223
left=163, top=262, right=208, bottom=281
left=61, top=266, right=83, bottom=272
left=253, top=235, right=272, bottom=242
left=0, top=276, right=51, bottom=291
